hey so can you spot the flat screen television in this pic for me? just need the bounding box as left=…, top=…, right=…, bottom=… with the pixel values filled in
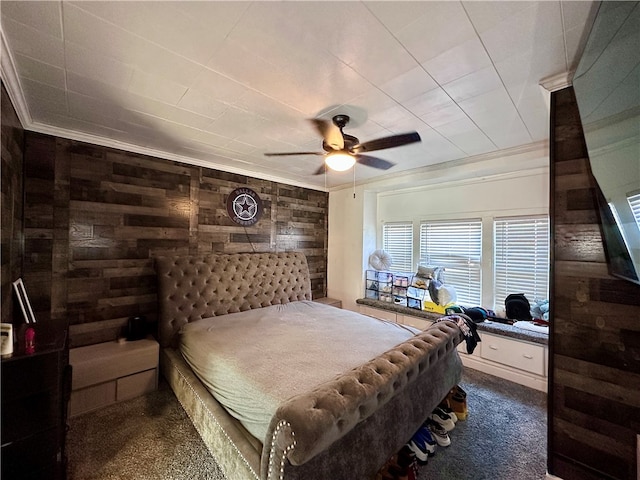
left=572, top=1, right=640, bottom=286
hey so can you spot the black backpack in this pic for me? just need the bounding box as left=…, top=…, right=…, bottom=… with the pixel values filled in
left=505, top=294, right=532, bottom=321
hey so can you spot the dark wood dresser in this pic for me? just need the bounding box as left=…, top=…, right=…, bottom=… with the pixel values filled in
left=1, top=320, right=71, bottom=480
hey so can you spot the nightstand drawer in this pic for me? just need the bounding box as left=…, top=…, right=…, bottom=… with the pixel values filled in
left=117, top=368, right=157, bottom=401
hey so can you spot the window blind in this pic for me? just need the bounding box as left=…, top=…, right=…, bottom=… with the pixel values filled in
left=419, top=220, right=482, bottom=306
left=494, top=215, right=549, bottom=309
left=382, top=222, right=413, bottom=272
left=628, top=193, right=640, bottom=230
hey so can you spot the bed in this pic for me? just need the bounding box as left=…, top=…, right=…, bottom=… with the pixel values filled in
left=155, top=251, right=463, bottom=480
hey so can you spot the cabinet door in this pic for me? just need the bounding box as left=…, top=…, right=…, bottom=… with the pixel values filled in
left=399, top=314, right=432, bottom=331
left=1, top=426, right=63, bottom=479
left=1, top=352, right=62, bottom=443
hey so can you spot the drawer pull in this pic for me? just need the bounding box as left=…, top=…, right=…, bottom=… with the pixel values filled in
left=489, top=345, right=498, bottom=350
left=523, top=354, right=533, bottom=359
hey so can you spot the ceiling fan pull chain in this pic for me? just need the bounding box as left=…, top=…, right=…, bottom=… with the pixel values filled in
left=324, top=165, right=327, bottom=190
left=353, top=165, right=356, bottom=199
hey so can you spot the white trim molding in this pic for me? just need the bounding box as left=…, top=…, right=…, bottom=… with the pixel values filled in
left=546, top=473, right=563, bottom=480
left=539, top=71, right=574, bottom=92
left=0, top=28, right=31, bottom=127
left=27, top=121, right=326, bottom=192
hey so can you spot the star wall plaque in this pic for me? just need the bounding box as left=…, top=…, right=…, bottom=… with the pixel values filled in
left=226, top=187, right=263, bottom=226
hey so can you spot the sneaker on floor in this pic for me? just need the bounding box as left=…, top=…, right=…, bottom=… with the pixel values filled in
left=407, top=428, right=435, bottom=464
left=406, top=439, right=429, bottom=465
left=425, top=419, right=451, bottom=447
left=447, top=385, right=468, bottom=421
left=415, top=425, right=437, bottom=456
left=449, top=392, right=468, bottom=421
left=397, top=445, right=417, bottom=468
left=386, top=463, right=409, bottom=480
left=453, top=385, right=467, bottom=398
left=429, top=407, right=455, bottom=432
left=437, top=402, right=458, bottom=423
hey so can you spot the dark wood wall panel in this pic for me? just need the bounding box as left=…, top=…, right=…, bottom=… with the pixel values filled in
left=1, top=82, right=25, bottom=324
left=549, top=87, right=640, bottom=480
left=22, top=133, right=328, bottom=347
left=22, top=133, right=56, bottom=322
left=64, top=141, right=193, bottom=344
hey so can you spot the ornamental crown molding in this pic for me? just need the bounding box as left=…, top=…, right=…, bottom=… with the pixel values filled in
left=0, top=28, right=31, bottom=126
left=539, top=71, right=574, bottom=92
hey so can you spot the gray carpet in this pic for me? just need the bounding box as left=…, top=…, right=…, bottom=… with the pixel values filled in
left=422, top=368, right=547, bottom=480
left=67, top=367, right=546, bottom=480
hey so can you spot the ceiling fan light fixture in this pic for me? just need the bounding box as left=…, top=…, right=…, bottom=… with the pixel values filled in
left=325, top=152, right=356, bottom=171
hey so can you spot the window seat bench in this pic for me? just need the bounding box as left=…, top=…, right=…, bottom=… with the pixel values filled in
left=356, top=298, right=548, bottom=392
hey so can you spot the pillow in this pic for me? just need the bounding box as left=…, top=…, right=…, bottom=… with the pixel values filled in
left=369, top=249, right=393, bottom=271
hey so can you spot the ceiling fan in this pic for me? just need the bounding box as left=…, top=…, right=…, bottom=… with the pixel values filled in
left=264, top=114, right=421, bottom=174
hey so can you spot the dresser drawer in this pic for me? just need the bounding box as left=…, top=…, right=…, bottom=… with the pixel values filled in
left=480, top=333, right=545, bottom=375
left=117, top=368, right=157, bottom=401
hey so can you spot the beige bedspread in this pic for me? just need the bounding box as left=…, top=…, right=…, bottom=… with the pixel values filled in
left=179, top=300, right=418, bottom=443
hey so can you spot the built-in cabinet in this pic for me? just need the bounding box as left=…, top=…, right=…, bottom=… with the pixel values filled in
left=359, top=305, right=548, bottom=392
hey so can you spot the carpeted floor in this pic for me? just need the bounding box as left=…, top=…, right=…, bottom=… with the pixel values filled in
left=67, top=367, right=547, bottom=480
left=422, top=368, right=547, bottom=480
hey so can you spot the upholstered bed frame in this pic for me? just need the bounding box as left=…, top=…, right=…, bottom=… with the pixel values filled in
left=156, top=251, right=463, bottom=480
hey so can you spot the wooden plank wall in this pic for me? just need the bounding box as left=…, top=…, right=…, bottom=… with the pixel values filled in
left=22, top=132, right=328, bottom=347
left=549, top=87, right=640, bottom=479
left=0, top=83, right=25, bottom=324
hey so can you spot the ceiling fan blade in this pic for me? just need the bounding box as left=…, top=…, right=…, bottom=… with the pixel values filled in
left=355, top=132, right=421, bottom=153
left=355, top=154, right=396, bottom=170
left=309, top=118, right=344, bottom=150
left=313, top=163, right=327, bottom=175
left=264, top=151, right=325, bottom=157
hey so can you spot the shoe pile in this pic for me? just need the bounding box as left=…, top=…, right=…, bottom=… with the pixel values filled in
left=377, top=384, right=469, bottom=478
left=405, top=384, right=468, bottom=468
left=406, top=407, right=454, bottom=463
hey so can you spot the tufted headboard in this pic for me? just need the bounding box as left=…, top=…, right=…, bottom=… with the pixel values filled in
left=155, top=251, right=312, bottom=347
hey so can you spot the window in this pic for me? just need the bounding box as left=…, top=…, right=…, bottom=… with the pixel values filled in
left=382, top=222, right=413, bottom=272
left=628, top=193, right=640, bottom=230
left=494, top=216, right=549, bottom=309
left=419, top=220, right=482, bottom=306
left=609, top=202, right=632, bottom=251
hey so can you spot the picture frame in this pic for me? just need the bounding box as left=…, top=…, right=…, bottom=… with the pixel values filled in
left=407, top=297, right=422, bottom=310
left=12, top=278, right=36, bottom=324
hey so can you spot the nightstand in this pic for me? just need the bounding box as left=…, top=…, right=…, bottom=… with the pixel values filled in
left=313, top=297, right=342, bottom=308
left=1, top=320, right=70, bottom=480
left=69, top=337, right=159, bottom=417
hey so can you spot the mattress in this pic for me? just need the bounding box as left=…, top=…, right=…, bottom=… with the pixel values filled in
left=179, top=300, right=418, bottom=442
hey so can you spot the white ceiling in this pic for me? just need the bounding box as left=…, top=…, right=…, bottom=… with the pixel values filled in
left=0, top=1, right=598, bottom=191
